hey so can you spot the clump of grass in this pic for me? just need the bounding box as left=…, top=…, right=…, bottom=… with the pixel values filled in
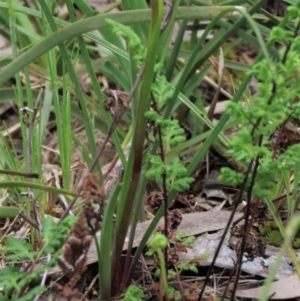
left=1, top=1, right=300, bottom=301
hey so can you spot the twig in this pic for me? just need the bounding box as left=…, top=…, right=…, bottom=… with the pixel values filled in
left=229, top=153, right=260, bottom=301
left=97, top=69, right=145, bottom=180
left=52, top=168, right=73, bottom=213
left=18, top=211, right=39, bottom=230
left=160, top=0, right=174, bottom=33
left=197, top=159, right=254, bottom=301
left=26, top=89, right=42, bottom=174
left=79, top=274, right=99, bottom=301
left=0, top=169, right=39, bottom=178
left=271, top=189, right=300, bottom=204
left=0, top=214, right=20, bottom=244
left=33, top=253, right=51, bottom=301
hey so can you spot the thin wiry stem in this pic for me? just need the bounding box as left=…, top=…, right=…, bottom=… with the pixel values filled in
left=23, top=88, right=43, bottom=231
left=58, top=64, right=146, bottom=224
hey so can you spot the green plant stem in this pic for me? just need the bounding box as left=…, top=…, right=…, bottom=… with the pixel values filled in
left=156, top=248, right=169, bottom=301
left=113, top=0, right=164, bottom=281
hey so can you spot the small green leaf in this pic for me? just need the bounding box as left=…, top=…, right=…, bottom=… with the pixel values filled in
left=5, top=237, right=37, bottom=261
left=121, top=285, right=144, bottom=301
left=189, top=264, right=198, bottom=274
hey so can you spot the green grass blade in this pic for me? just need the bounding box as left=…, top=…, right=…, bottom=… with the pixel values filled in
left=100, top=185, right=121, bottom=299
left=0, top=6, right=236, bottom=85
left=114, top=0, right=164, bottom=279
left=39, top=0, right=99, bottom=174
left=0, top=181, right=80, bottom=196
left=165, top=0, right=192, bottom=80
